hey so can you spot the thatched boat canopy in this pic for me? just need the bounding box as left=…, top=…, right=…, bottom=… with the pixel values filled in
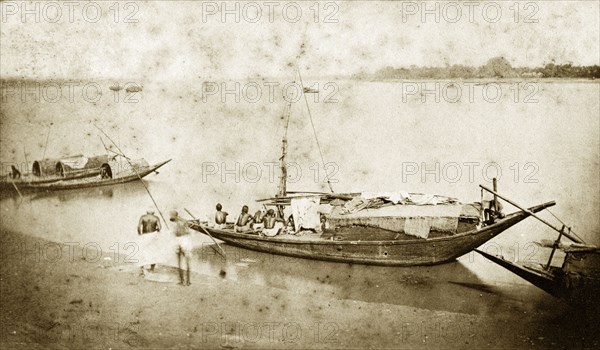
left=32, top=155, right=110, bottom=177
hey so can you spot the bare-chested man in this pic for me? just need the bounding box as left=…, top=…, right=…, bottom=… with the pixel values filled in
left=261, top=209, right=284, bottom=237
left=215, top=203, right=228, bottom=229
left=253, top=209, right=265, bottom=230
left=234, top=205, right=254, bottom=233
left=137, top=208, right=161, bottom=275
left=170, top=210, right=192, bottom=286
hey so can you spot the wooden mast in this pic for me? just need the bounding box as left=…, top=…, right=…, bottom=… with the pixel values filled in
left=277, top=88, right=294, bottom=198
left=275, top=89, right=294, bottom=218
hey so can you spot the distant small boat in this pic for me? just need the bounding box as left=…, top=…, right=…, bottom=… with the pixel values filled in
left=1, top=158, right=171, bottom=192
left=109, top=84, right=123, bottom=92
left=125, top=85, right=143, bottom=93
left=1, top=154, right=110, bottom=187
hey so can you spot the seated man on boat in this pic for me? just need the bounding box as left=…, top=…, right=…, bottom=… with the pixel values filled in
left=483, top=197, right=505, bottom=223
left=284, top=215, right=296, bottom=234
left=253, top=209, right=266, bottom=230
left=9, top=165, right=21, bottom=179
left=260, top=209, right=285, bottom=237
left=234, top=205, right=255, bottom=233
left=214, top=203, right=228, bottom=229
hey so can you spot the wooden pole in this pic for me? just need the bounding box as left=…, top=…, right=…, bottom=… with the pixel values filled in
left=11, top=181, right=23, bottom=200
left=184, top=208, right=227, bottom=259
left=94, top=125, right=169, bottom=229
left=42, top=124, right=51, bottom=161
left=546, top=225, right=564, bottom=270
left=479, top=185, right=585, bottom=244
left=23, top=147, right=29, bottom=174
left=492, top=178, right=498, bottom=212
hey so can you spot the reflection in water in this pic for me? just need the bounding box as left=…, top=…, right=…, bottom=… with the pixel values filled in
left=188, top=242, right=559, bottom=316
left=1, top=179, right=149, bottom=203
left=28, top=180, right=148, bottom=202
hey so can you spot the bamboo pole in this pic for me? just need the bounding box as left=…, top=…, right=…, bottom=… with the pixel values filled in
left=479, top=185, right=584, bottom=244
left=11, top=181, right=23, bottom=200
left=94, top=125, right=169, bottom=229
left=546, top=225, right=565, bottom=270
left=184, top=208, right=227, bottom=259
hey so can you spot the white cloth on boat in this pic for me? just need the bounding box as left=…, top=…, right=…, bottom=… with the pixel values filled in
left=60, top=156, right=89, bottom=169
left=318, top=204, right=333, bottom=214
left=290, top=197, right=321, bottom=231
left=403, top=218, right=432, bottom=239
left=234, top=223, right=252, bottom=233
left=262, top=222, right=284, bottom=237
left=361, top=191, right=411, bottom=204
left=409, top=194, right=455, bottom=205
left=328, top=204, right=462, bottom=235
left=359, top=191, right=456, bottom=206
left=136, top=231, right=167, bottom=266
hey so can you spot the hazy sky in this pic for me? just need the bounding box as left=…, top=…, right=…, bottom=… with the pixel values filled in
left=1, top=1, right=599, bottom=80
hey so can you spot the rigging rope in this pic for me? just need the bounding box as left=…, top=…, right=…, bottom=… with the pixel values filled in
left=546, top=209, right=585, bottom=243
left=296, top=68, right=334, bottom=193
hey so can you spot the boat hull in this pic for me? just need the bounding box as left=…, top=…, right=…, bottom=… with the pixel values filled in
left=476, top=245, right=600, bottom=308
left=192, top=201, right=555, bottom=266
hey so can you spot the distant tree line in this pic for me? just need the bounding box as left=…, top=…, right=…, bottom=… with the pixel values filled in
left=362, top=57, right=600, bottom=80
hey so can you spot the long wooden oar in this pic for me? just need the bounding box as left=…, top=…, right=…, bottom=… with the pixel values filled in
left=479, top=185, right=584, bottom=244
left=184, top=208, right=227, bottom=259
left=11, top=180, right=23, bottom=200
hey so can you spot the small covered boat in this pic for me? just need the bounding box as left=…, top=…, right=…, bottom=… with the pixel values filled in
left=1, top=156, right=171, bottom=192
left=1, top=154, right=111, bottom=189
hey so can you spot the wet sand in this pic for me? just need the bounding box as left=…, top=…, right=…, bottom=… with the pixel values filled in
left=1, top=229, right=598, bottom=349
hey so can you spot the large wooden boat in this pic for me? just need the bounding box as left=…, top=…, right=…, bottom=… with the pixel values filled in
left=191, top=201, right=554, bottom=266
left=1, top=158, right=171, bottom=193
left=190, top=71, right=556, bottom=266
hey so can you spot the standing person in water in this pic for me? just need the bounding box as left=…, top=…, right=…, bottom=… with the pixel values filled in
left=234, top=205, right=254, bottom=233
left=170, top=210, right=192, bottom=286
left=137, top=207, right=161, bottom=276
left=215, top=203, right=228, bottom=229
